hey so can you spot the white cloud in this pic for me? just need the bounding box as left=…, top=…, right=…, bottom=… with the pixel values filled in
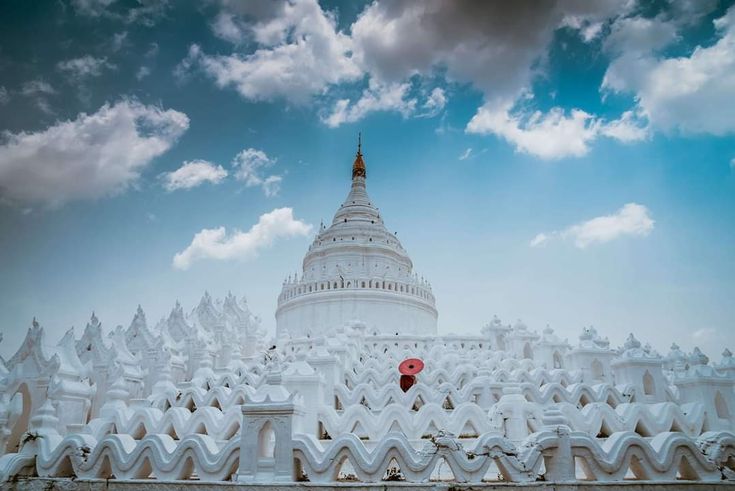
left=603, top=16, right=679, bottom=56
left=603, top=6, right=735, bottom=135
left=467, top=103, right=598, bottom=159
left=211, top=11, right=247, bottom=44
left=598, top=110, right=649, bottom=143
left=322, top=81, right=449, bottom=127
left=467, top=102, right=648, bottom=159
left=190, top=0, right=361, bottom=104
left=458, top=148, right=472, bottom=161
left=162, top=160, right=228, bottom=191
left=322, top=82, right=416, bottom=128
left=0, top=86, right=8, bottom=105
left=529, top=233, right=548, bottom=247
left=531, top=203, right=654, bottom=249
left=562, top=16, right=605, bottom=43
left=0, top=100, right=189, bottom=207
left=191, top=0, right=727, bottom=154
left=567, top=203, right=654, bottom=248
left=421, top=87, right=447, bottom=117
left=232, top=148, right=282, bottom=197
left=193, top=1, right=646, bottom=145
left=57, top=55, right=114, bottom=80
left=173, top=207, right=312, bottom=270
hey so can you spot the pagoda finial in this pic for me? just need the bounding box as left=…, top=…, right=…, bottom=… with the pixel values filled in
left=352, top=132, right=366, bottom=180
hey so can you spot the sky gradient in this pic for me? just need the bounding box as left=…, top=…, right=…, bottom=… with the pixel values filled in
left=0, top=0, right=734, bottom=360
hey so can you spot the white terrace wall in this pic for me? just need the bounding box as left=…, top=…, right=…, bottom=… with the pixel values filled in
left=0, top=303, right=733, bottom=485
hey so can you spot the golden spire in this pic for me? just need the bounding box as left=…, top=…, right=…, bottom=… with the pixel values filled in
left=352, top=132, right=366, bottom=180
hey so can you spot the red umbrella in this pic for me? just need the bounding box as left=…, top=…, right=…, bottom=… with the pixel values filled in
left=399, top=358, right=424, bottom=376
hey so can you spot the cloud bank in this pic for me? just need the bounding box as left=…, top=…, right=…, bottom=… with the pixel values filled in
left=189, top=1, right=735, bottom=158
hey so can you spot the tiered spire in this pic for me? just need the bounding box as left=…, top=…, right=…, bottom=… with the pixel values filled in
left=352, top=132, right=366, bottom=180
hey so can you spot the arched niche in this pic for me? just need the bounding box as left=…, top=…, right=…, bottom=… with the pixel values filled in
left=715, top=391, right=730, bottom=420
left=642, top=370, right=655, bottom=396
left=258, top=421, right=276, bottom=459
left=523, top=343, right=533, bottom=360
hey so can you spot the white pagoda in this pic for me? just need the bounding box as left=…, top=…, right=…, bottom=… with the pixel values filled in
left=276, top=136, right=437, bottom=338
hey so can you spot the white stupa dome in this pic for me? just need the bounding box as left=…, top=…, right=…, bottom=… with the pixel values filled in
left=275, top=136, right=437, bottom=338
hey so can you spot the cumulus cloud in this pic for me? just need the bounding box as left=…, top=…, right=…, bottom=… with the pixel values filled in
left=322, top=81, right=449, bottom=127
left=345, top=1, right=659, bottom=149
left=57, top=55, right=114, bottom=80
left=530, top=203, right=654, bottom=248
left=598, top=110, right=649, bottom=143
left=187, top=0, right=361, bottom=104
left=0, top=100, right=189, bottom=207
left=162, top=160, right=228, bottom=191
left=467, top=102, right=647, bottom=159
left=562, top=17, right=605, bottom=43
left=323, top=82, right=416, bottom=127
left=231, top=148, right=282, bottom=197
left=602, top=16, right=679, bottom=56
left=191, top=1, right=646, bottom=137
left=173, top=207, right=312, bottom=270
left=603, top=6, right=735, bottom=135
left=210, top=11, right=248, bottom=45
left=351, top=1, right=625, bottom=104
left=190, top=0, right=729, bottom=152
left=467, top=104, right=598, bottom=159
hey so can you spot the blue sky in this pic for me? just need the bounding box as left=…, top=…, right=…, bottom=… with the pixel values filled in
left=0, top=0, right=734, bottom=360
